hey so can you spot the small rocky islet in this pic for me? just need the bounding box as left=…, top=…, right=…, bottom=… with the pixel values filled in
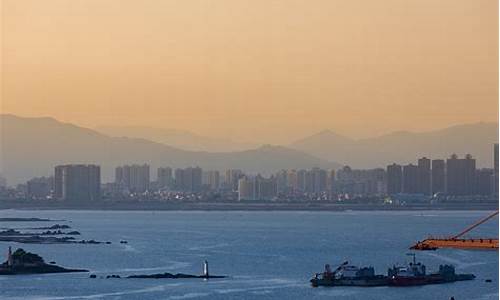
left=0, top=247, right=88, bottom=275
left=0, top=220, right=109, bottom=244
left=92, top=261, right=227, bottom=280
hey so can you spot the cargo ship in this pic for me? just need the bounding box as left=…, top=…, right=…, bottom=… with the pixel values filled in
left=311, top=254, right=475, bottom=287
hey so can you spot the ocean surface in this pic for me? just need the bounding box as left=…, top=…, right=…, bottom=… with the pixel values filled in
left=0, top=210, right=497, bottom=300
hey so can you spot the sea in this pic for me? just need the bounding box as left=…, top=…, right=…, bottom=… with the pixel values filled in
left=0, top=210, right=497, bottom=300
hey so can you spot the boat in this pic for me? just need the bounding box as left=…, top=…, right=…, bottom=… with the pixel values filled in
left=388, top=254, right=475, bottom=286
left=311, top=254, right=475, bottom=288
left=310, top=261, right=389, bottom=287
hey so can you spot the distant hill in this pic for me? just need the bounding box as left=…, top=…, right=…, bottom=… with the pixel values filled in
left=291, top=123, right=499, bottom=169
left=95, top=125, right=257, bottom=152
left=0, top=115, right=339, bottom=185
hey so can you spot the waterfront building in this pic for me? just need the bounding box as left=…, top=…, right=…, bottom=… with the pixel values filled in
left=446, top=154, right=476, bottom=195
left=27, top=176, right=54, bottom=199
left=224, top=169, right=243, bottom=191
left=417, top=157, right=431, bottom=195
left=54, top=164, right=101, bottom=201
left=174, top=167, right=202, bottom=192
left=286, top=169, right=299, bottom=192
left=238, top=177, right=255, bottom=201
left=494, top=143, right=498, bottom=195
left=157, top=167, right=173, bottom=189
left=386, top=163, right=402, bottom=194
left=296, top=169, right=307, bottom=192
left=238, top=175, right=277, bottom=201
left=275, top=170, right=288, bottom=193
left=431, top=159, right=446, bottom=195
left=402, top=164, right=419, bottom=194
left=202, top=170, right=220, bottom=191
left=336, top=166, right=386, bottom=196
left=474, top=168, right=495, bottom=196
left=115, top=164, right=150, bottom=193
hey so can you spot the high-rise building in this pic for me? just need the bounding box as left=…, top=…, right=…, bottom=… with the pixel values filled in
left=296, top=169, right=307, bottom=192
left=54, top=164, right=101, bottom=202
left=387, top=163, right=402, bottom=194
left=336, top=166, right=386, bottom=196
left=255, top=175, right=278, bottom=200
left=402, top=164, right=419, bottom=194
left=312, top=168, right=328, bottom=193
left=115, top=164, right=150, bottom=193
left=157, top=167, right=173, bottom=189
left=417, top=157, right=431, bottom=195
left=174, top=167, right=202, bottom=192
left=446, top=154, right=476, bottom=195
left=186, top=167, right=202, bottom=192
left=174, top=168, right=185, bottom=190
left=431, top=159, right=446, bottom=195
left=328, top=169, right=336, bottom=194
left=224, top=169, right=243, bottom=191
left=286, top=169, right=299, bottom=192
left=275, top=170, right=288, bottom=193
left=494, top=143, right=499, bottom=195
left=202, top=170, right=220, bottom=190
left=474, top=168, right=495, bottom=195
left=27, top=176, right=54, bottom=199
left=238, top=175, right=277, bottom=201
left=238, top=177, right=255, bottom=201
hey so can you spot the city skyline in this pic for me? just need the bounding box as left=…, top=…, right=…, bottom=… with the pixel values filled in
left=2, top=0, right=498, bottom=144
left=5, top=149, right=498, bottom=204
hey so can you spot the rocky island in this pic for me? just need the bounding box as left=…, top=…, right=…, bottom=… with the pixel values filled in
left=0, top=247, right=88, bottom=275
left=95, top=261, right=227, bottom=280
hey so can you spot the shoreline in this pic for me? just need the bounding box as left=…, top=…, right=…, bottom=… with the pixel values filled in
left=0, top=201, right=497, bottom=211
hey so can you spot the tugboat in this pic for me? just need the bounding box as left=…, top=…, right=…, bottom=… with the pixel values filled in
left=388, top=253, right=428, bottom=286
left=310, top=261, right=389, bottom=287
left=388, top=253, right=475, bottom=286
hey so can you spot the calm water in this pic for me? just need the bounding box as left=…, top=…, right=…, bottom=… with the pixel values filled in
left=0, top=210, right=497, bottom=300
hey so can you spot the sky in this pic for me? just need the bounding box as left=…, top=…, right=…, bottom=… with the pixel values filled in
left=1, top=0, right=498, bottom=144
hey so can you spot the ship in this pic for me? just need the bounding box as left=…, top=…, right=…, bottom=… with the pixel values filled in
left=311, top=254, right=475, bottom=287
left=388, top=253, right=475, bottom=286
left=310, top=261, right=389, bottom=287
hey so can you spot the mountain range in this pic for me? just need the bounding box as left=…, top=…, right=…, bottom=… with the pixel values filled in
left=1, top=114, right=497, bottom=185
left=290, top=123, right=498, bottom=169
left=95, top=126, right=257, bottom=152
left=0, top=115, right=339, bottom=185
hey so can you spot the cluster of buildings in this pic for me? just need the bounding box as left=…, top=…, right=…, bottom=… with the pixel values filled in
left=387, top=154, right=497, bottom=197
left=4, top=145, right=498, bottom=204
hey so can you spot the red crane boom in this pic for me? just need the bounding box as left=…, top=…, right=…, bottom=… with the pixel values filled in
left=451, top=210, right=499, bottom=239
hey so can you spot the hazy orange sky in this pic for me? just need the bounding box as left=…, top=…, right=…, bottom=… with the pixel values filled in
left=1, top=0, right=498, bottom=144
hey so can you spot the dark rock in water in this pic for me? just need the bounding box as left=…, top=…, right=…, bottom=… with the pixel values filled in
left=0, top=218, right=53, bottom=222
left=120, top=240, right=128, bottom=244
left=127, top=272, right=226, bottom=279
left=0, top=235, right=79, bottom=244
left=485, top=279, right=492, bottom=282
left=47, top=224, right=71, bottom=230
left=89, top=274, right=97, bottom=278
left=49, top=261, right=56, bottom=264
left=66, top=231, right=81, bottom=235
left=105, top=241, right=112, bottom=244
left=0, top=248, right=88, bottom=275
left=29, top=224, right=71, bottom=230
left=106, top=274, right=121, bottom=278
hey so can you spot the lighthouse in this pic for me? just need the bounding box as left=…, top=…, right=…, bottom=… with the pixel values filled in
left=203, top=260, right=209, bottom=278
left=7, top=246, right=13, bottom=267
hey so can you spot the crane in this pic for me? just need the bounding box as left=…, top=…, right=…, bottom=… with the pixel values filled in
left=410, top=211, right=499, bottom=251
